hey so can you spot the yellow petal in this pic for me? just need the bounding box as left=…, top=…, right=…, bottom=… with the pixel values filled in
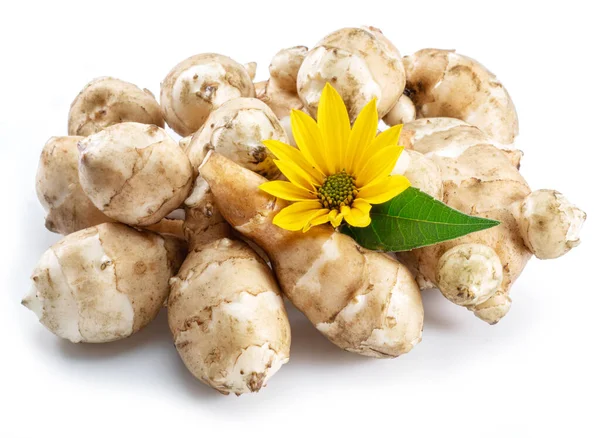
left=357, top=175, right=411, bottom=204
left=260, top=181, right=316, bottom=202
left=273, top=201, right=327, bottom=231
left=347, top=98, right=378, bottom=173
left=356, top=146, right=404, bottom=188
left=275, top=159, right=319, bottom=191
left=302, top=211, right=331, bottom=233
left=291, top=110, right=331, bottom=175
left=328, top=209, right=344, bottom=227
left=263, top=140, right=325, bottom=183
left=341, top=200, right=372, bottom=227
left=354, top=124, right=403, bottom=173
left=317, top=83, right=351, bottom=172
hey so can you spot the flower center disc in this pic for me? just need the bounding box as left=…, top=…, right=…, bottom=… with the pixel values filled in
left=317, top=170, right=358, bottom=209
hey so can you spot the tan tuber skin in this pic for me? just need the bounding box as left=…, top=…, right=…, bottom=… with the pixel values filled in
left=78, top=122, right=193, bottom=226
left=160, top=53, right=255, bottom=136
left=68, top=77, right=164, bottom=136
left=168, top=237, right=291, bottom=395
left=200, top=153, right=424, bottom=358
left=169, top=162, right=291, bottom=395
left=297, top=26, right=405, bottom=121
left=22, top=223, right=186, bottom=343
left=256, top=46, right=307, bottom=119
left=36, top=135, right=186, bottom=237
left=383, top=94, right=416, bottom=126
left=401, top=49, right=519, bottom=145
left=397, top=118, right=586, bottom=323
left=36, top=136, right=113, bottom=234
left=185, top=97, right=286, bottom=179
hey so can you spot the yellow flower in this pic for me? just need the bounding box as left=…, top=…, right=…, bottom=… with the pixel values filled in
left=260, top=83, right=410, bottom=232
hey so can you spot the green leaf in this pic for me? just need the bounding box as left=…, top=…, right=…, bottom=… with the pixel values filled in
left=340, top=187, right=500, bottom=252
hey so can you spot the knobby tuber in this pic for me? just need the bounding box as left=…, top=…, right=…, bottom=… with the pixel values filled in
left=397, top=118, right=586, bottom=323
left=22, top=223, right=186, bottom=342
left=200, top=153, right=424, bottom=358
left=36, top=136, right=113, bottom=234
left=169, top=162, right=291, bottom=395
left=78, top=122, right=193, bottom=226
left=160, top=53, right=255, bottom=136
left=68, top=77, right=164, bottom=136
left=185, top=97, right=286, bottom=179
left=257, top=46, right=307, bottom=119
left=401, top=49, right=518, bottom=145
left=297, top=26, right=405, bottom=121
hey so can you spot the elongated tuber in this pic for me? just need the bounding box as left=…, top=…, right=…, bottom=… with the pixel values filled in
left=297, top=26, right=405, bottom=120
left=185, top=98, right=286, bottom=179
left=160, top=53, right=255, bottom=136
left=68, top=77, right=164, bottom=136
left=36, top=136, right=113, bottom=234
left=22, top=223, right=186, bottom=343
left=397, top=118, right=586, bottom=323
left=200, top=153, right=424, bottom=358
left=78, top=122, right=193, bottom=226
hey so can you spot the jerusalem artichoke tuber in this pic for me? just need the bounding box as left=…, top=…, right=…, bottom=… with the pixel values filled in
left=160, top=53, right=255, bottom=136
left=185, top=97, right=286, bottom=179
left=68, top=77, right=164, bottom=136
left=78, top=122, right=193, bottom=226
left=22, top=223, right=186, bottom=343
left=297, top=26, right=405, bottom=121
left=36, top=136, right=113, bottom=234
left=397, top=118, right=586, bottom=323
left=200, top=152, right=424, bottom=358
left=401, top=49, right=518, bottom=145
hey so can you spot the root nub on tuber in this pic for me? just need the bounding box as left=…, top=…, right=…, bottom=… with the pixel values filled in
left=397, top=118, right=586, bottom=323
left=22, top=223, right=186, bottom=343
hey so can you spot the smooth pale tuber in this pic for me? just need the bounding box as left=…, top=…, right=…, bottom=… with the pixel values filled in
left=383, top=94, right=416, bottom=125
left=68, top=77, right=164, bottom=136
left=297, top=26, right=405, bottom=121
left=436, top=243, right=503, bottom=306
left=168, top=238, right=290, bottom=395
left=160, top=53, right=255, bottom=136
left=397, top=118, right=586, bottom=323
left=78, top=122, right=193, bottom=226
left=36, top=136, right=112, bottom=234
left=392, top=149, right=443, bottom=200
left=185, top=98, right=286, bottom=179
left=402, top=49, right=518, bottom=145
left=200, top=153, right=424, bottom=358
left=22, top=223, right=186, bottom=343
left=257, top=46, right=307, bottom=118
left=517, top=189, right=586, bottom=259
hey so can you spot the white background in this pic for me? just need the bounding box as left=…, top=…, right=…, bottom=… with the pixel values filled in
left=1, top=1, right=599, bottom=437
